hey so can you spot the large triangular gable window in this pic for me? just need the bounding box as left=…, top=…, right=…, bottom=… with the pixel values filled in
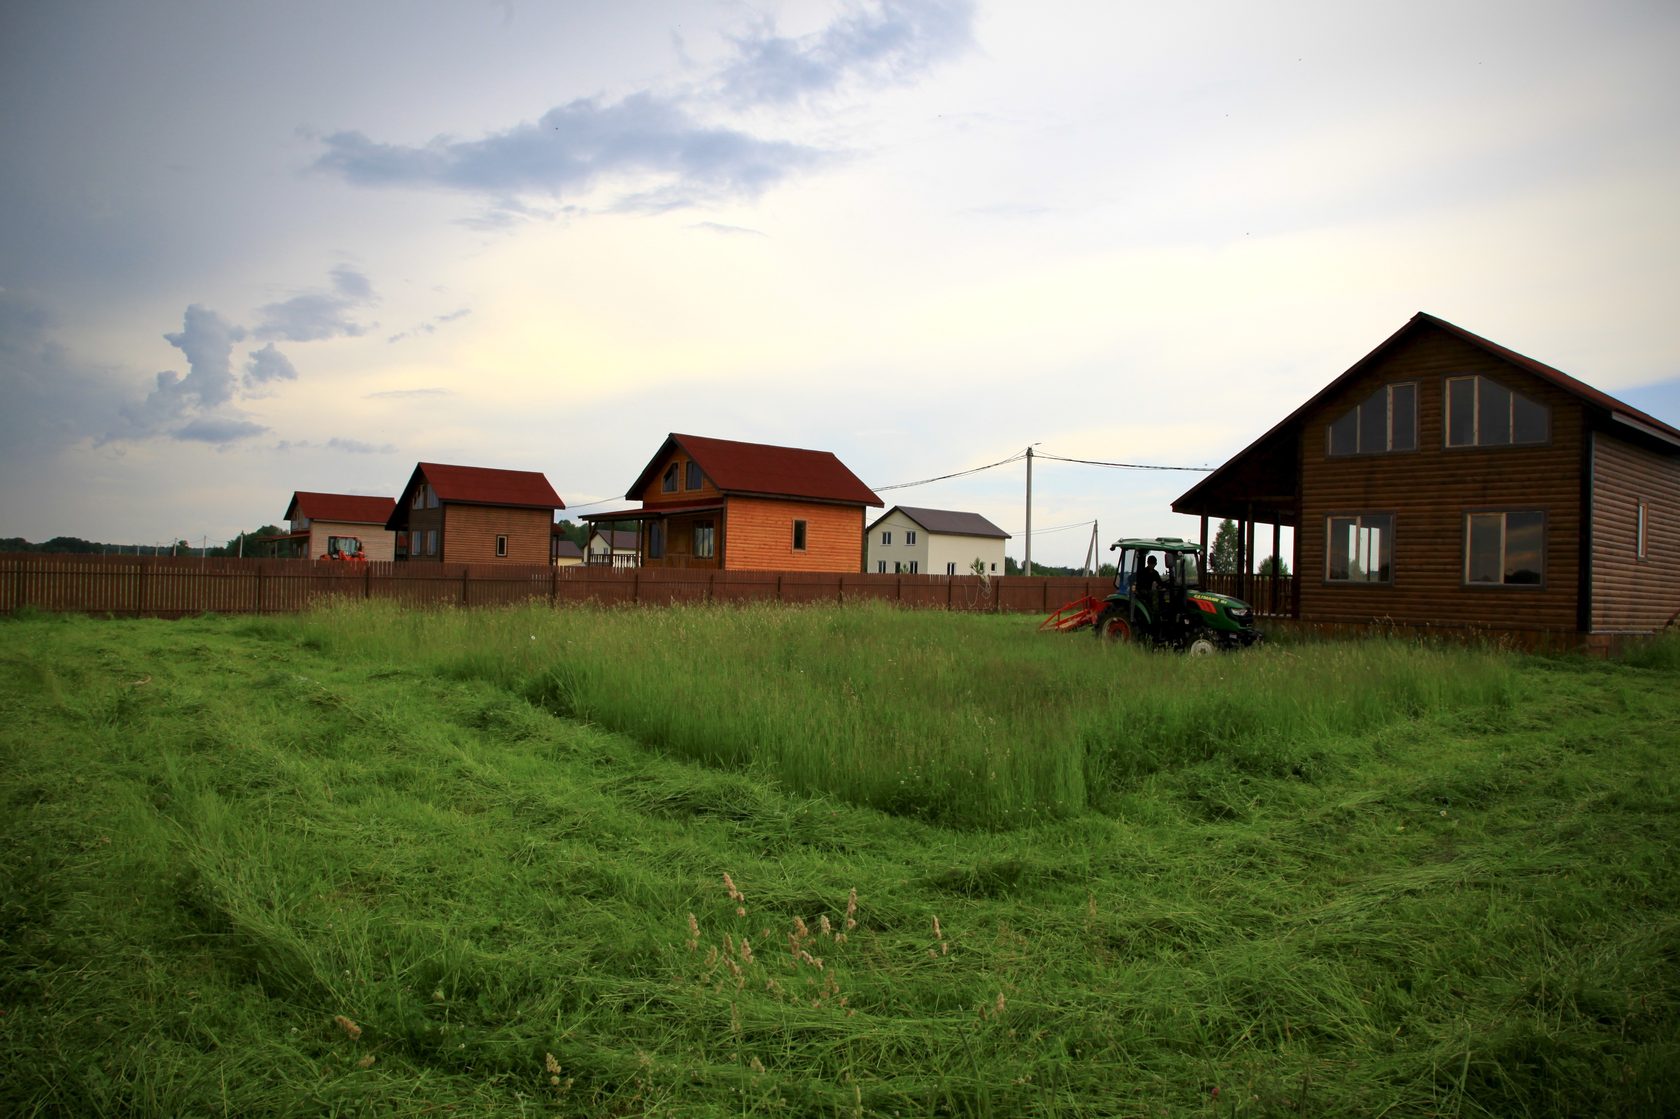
left=1327, top=383, right=1417, bottom=456
left=1446, top=376, right=1549, bottom=447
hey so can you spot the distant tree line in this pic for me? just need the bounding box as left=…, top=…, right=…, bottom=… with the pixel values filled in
left=1, top=525, right=291, bottom=557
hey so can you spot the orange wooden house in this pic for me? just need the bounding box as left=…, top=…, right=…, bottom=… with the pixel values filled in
left=386, top=462, right=565, bottom=565
left=1173, top=312, right=1680, bottom=642
left=583, top=434, right=882, bottom=571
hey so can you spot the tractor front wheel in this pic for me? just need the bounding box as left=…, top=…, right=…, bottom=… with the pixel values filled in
left=1095, top=609, right=1133, bottom=643
left=1186, top=637, right=1217, bottom=657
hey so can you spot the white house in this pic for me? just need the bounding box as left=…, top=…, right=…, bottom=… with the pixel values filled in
left=587, top=527, right=641, bottom=567
left=864, top=506, right=1009, bottom=576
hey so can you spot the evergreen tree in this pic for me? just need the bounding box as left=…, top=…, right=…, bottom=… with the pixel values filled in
left=1208, top=519, right=1241, bottom=573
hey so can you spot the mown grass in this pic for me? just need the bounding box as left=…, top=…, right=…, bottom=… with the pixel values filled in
left=2, top=603, right=1676, bottom=1117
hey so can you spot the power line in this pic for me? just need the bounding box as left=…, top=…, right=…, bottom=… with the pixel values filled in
left=1035, top=451, right=1213, bottom=472
left=871, top=450, right=1028, bottom=492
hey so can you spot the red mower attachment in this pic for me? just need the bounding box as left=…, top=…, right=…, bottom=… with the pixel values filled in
left=1038, top=595, right=1105, bottom=633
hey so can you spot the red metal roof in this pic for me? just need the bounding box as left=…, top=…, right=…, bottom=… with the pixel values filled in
left=408, top=463, right=564, bottom=509
left=627, top=434, right=881, bottom=506
left=284, top=491, right=396, bottom=525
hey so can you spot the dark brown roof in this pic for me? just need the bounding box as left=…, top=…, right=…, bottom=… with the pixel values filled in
left=627, top=434, right=881, bottom=507
left=284, top=491, right=396, bottom=525
left=387, top=462, right=563, bottom=528
left=1174, top=311, right=1680, bottom=523
left=868, top=505, right=1009, bottom=539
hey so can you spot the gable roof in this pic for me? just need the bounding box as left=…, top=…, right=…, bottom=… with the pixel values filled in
left=627, top=434, right=882, bottom=507
left=387, top=462, right=564, bottom=528
left=868, top=505, right=1010, bottom=539
left=591, top=528, right=639, bottom=550
left=1174, top=311, right=1680, bottom=523
left=284, top=491, right=396, bottom=525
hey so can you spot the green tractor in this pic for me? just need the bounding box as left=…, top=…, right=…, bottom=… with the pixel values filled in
left=1095, top=537, right=1262, bottom=654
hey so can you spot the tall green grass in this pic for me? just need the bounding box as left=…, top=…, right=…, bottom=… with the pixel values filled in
left=3, top=607, right=1676, bottom=1116
left=276, top=600, right=1516, bottom=827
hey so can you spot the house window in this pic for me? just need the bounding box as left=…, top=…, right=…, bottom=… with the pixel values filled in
left=1328, top=383, right=1417, bottom=455
left=881, top=531, right=892, bottom=545
left=426, top=529, right=438, bottom=556
left=792, top=520, right=807, bottom=551
left=946, top=562, right=957, bottom=575
left=1637, top=501, right=1648, bottom=560
left=694, top=520, right=714, bottom=559
left=893, top=562, right=902, bottom=574
left=1465, top=511, right=1545, bottom=586
left=662, top=464, right=679, bottom=493
left=495, top=534, right=508, bottom=558
left=906, top=530, right=918, bottom=545
left=1446, top=376, right=1549, bottom=448
left=1326, top=514, right=1393, bottom=583
left=909, top=561, right=919, bottom=574
left=412, top=483, right=427, bottom=510
left=428, top=488, right=438, bottom=509
left=686, top=461, right=702, bottom=490
left=878, top=561, right=887, bottom=573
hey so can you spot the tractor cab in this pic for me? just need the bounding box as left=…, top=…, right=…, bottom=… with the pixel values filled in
left=1098, top=537, right=1260, bottom=653
left=325, top=535, right=366, bottom=562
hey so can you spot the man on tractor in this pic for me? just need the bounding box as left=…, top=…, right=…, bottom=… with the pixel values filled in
left=1095, top=537, right=1261, bottom=654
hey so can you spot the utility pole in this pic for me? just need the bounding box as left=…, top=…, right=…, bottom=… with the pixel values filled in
left=1023, top=445, right=1034, bottom=577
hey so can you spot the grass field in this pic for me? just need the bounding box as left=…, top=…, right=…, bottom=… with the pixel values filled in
left=2, top=602, right=1677, bottom=1117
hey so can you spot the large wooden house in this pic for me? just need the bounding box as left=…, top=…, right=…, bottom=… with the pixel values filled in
left=583, top=434, right=881, bottom=572
left=386, top=462, right=564, bottom=565
left=1173, top=312, right=1680, bottom=644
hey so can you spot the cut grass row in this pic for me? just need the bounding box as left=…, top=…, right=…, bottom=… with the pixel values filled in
left=2, top=604, right=1676, bottom=1116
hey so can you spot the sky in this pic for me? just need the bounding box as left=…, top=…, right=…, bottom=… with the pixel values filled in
left=3, top=0, right=1678, bottom=567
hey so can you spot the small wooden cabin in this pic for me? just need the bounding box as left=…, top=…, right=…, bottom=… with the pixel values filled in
left=1173, top=313, right=1680, bottom=645
left=584, top=434, right=881, bottom=572
left=277, top=491, right=398, bottom=561
left=386, top=462, right=565, bottom=565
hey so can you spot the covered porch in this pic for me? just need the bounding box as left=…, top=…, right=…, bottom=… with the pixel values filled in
left=582, top=501, right=724, bottom=570
left=1173, top=422, right=1301, bottom=618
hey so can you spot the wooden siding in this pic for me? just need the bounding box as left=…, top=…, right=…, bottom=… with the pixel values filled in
left=306, top=521, right=396, bottom=562
left=1297, top=328, right=1583, bottom=632
left=723, top=497, right=864, bottom=572
left=442, top=504, right=552, bottom=565
left=639, top=451, right=721, bottom=505
left=1590, top=432, right=1680, bottom=631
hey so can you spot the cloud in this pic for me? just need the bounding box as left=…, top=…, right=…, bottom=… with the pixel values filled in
left=176, top=416, right=268, bottom=443
left=690, top=221, right=767, bottom=237
left=160, top=304, right=245, bottom=408
left=308, top=3, right=976, bottom=213
left=316, top=93, right=823, bottom=209
left=387, top=306, right=472, bottom=344
left=366, top=387, right=452, bottom=399
left=720, top=0, right=977, bottom=107
left=275, top=436, right=398, bottom=454
left=252, top=265, right=375, bottom=342
left=0, top=292, right=130, bottom=462
left=244, top=342, right=298, bottom=387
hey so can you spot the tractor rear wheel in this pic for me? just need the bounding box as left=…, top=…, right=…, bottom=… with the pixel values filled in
left=1095, top=609, right=1133, bottom=643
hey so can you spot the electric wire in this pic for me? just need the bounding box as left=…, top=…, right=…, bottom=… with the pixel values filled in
left=871, top=450, right=1028, bottom=492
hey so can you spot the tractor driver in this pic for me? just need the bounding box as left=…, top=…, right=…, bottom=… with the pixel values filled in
left=1135, top=554, right=1164, bottom=602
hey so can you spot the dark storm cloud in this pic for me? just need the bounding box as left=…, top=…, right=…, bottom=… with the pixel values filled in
left=721, top=0, right=977, bottom=106
left=316, top=93, right=823, bottom=207
left=252, top=266, right=375, bottom=342
left=0, top=292, right=130, bottom=460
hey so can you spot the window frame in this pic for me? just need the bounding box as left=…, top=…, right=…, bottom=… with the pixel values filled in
left=693, top=519, right=714, bottom=559
left=1637, top=500, right=1648, bottom=561
left=1445, top=375, right=1550, bottom=449
left=1324, top=512, right=1395, bottom=585
left=880, top=530, right=892, bottom=545
left=686, top=461, right=702, bottom=491
left=1327, top=382, right=1418, bottom=457
left=648, top=521, right=666, bottom=560
left=495, top=534, right=508, bottom=558
left=661, top=464, right=680, bottom=493
left=1462, top=509, right=1547, bottom=588
left=792, top=520, right=807, bottom=552
left=906, top=530, right=918, bottom=545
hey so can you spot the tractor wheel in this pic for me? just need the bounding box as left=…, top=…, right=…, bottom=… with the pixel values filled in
left=1186, top=637, right=1217, bottom=657
left=1095, top=609, right=1133, bottom=643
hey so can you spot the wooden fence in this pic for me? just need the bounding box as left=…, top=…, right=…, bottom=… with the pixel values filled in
left=0, top=554, right=1299, bottom=620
